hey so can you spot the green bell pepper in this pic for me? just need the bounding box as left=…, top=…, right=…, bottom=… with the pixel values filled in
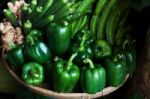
left=105, top=58, right=128, bottom=87
left=81, top=58, right=106, bottom=94
left=22, top=62, right=44, bottom=85
left=7, top=45, right=25, bottom=70
left=125, top=48, right=136, bottom=73
left=70, top=30, right=93, bottom=64
left=123, top=40, right=136, bottom=73
left=24, top=34, right=51, bottom=64
left=53, top=53, right=80, bottom=92
left=47, top=21, right=71, bottom=55
left=93, top=40, right=112, bottom=59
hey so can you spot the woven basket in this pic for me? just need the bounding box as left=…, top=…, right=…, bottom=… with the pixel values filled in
left=2, top=52, right=130, bottom=99
left=132, top=28, right=150, bottom=98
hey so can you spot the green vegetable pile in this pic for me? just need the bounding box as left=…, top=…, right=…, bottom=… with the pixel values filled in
left=0, top=0, right=136, bottom=94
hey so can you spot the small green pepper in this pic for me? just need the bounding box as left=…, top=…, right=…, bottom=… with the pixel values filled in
left=47, top=21, right=71, bottom=55
left=7, top=45, right=25, bottom=70
left=22, top=62, right=44, bottom=85
left=24, top=34, right=51, bottom=64
left=53, top=53, right=80, bottom=92
left=93, top=40, right=112, bottom=59
left=81, top=58, right=106, bottom=94
left=105, top=58, right=128, bottom=87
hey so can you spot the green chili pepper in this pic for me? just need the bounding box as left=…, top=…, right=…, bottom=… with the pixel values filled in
left=22, top=62, right=44, bottom=85
left=53, top=53, right=80, bottom=92
left=105, top=58, right=128, bottom=87
left=7, top=45, right=25, bottom=70
left=47, top=21, right=71, bottom=55
left=93, top=40, right=112, bottom=59
left=81, top=58, right=106, bottom=94
left=24, top=32, right=51, bottom=64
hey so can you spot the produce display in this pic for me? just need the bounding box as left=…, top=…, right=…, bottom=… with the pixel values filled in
left=0, top=0, right=136, bottom=95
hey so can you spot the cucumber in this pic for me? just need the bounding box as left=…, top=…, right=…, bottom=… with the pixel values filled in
left=97, top=0, right=117, bottom=40
left=106, top=8, right=120, bottom=45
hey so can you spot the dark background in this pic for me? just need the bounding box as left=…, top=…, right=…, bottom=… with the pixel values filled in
left=0, top=1, right=150, bottom=99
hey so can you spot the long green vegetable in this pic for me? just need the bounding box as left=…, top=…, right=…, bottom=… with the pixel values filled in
left=95, top=0, right=107, bottom=15
left=97, top=0, right=117, bottom=40
left=33, top=0, right=54, bottom=24
left=90, top=15, right=99, bottom=34
left=29, top=0, right=37, bottom=11
left=35, top=15, right=54, bottom=28
left=106, top=8, right=120, bottom=45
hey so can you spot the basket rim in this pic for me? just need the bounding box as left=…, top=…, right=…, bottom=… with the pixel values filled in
left=2, top=53, right=130, bottom=99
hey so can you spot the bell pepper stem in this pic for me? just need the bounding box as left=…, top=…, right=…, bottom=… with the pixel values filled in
left=123, top=40, right=129, bottom=49
left=66, top=53, right=77, bottom=70
left=26, top=36, right=35, bottom=45
left=84, top=58, right=95, bottom=69
left=79, top=35, right=86, bottom=50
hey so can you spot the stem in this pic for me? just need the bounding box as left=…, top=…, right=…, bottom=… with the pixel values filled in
left=122, top=40, right=129, bottom=49
left=83, top=58, right=94, bottom=69
left=23, top=20, right=32, bottom=34
left=26, top=36, right=34, bottom=45
left=79, top=32, right=86, bottom=50
left=66, top=53, right=77, bottom=70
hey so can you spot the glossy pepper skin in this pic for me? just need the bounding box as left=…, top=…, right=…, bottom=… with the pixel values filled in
left=93, top=40, right=112, bottom=59
left=24, top=34, right=51, bottom=64
left=7, top=45, right=25, bottom=70
left=53, top=53, right=80, bottom=92
left=105, top=58, right=128, bottom=87
left=81, top=59, right=106, bottom=94
left=123, top=40, right=136, bottom=73
left=47, top=21, right=71, bottom=55
left=22, top=62, right=44, bottom=85
left=71, top=30, right=93, bottom=64
left=27, top=29, right=43, bottom=41
left=125, top=49, right=136, bottom=73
